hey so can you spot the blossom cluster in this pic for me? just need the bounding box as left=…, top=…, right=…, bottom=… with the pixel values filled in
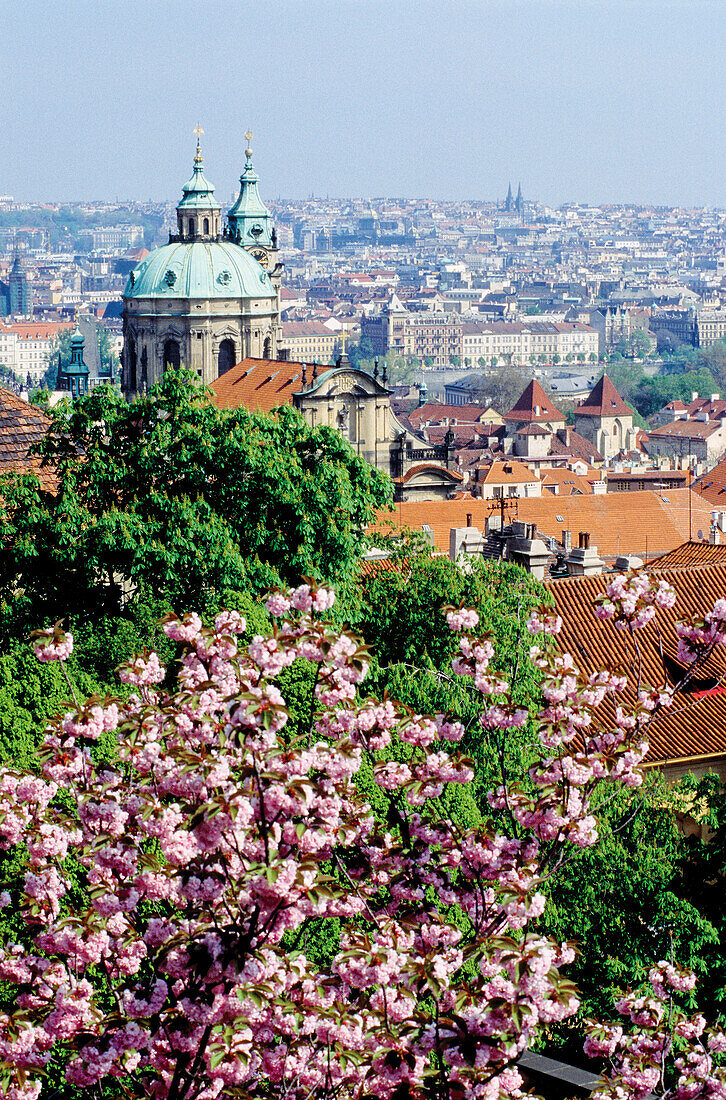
left=595, top=571, right=676, bottom=631
left=0, top=575, right=724, bottom=1099
left=586, top=961, right=726, bottom=1100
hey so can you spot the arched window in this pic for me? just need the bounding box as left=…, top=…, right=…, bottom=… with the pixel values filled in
left=188, top=218, right=196, bottom=238
left=263, top=336, right=272, bottom=360
left=126, top=335, right=137, bottom=390
left=140, top=346, right=148, bottom=387
left=218, top=338, right=236, bottom=377
left=203, top=217, right=210, bottom=236
left=163, top=339, right=181, bottom=371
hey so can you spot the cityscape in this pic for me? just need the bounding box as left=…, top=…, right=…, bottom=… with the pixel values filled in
left=4, top=2, right=726, bottom=1099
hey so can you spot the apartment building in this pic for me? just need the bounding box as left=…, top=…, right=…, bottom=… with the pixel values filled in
left=362, top=303, right=598, bottom=367
left=279, top=321, right=339, bottom=364
left=0, top=321, right=74, bottom=383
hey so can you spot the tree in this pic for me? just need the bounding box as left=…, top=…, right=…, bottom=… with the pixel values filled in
left=477, top=356, right=486, bottom=368
left=448, top=354, right=461, bottom=368
left=553, top=353, right=561, bottom=364
left=0, top=371, right=392, bottom=637
left=589, top=352, right=598, bottom=363
left=2, top=574, right=726, bottom=1100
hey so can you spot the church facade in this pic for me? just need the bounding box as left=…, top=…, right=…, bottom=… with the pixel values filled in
left=122, top=133, right=282, bottom=396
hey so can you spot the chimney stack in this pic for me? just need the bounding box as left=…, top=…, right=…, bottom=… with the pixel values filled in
left=562, top=529, right=572, bottom=552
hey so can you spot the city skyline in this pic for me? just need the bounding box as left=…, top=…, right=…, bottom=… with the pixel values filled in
left=4, top=0, right=726, bottom=207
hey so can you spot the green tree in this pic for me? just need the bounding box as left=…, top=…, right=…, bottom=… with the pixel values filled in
left=0, top=371, right=392, bottom=639
left=349, top=548, right=549, bottom=791
left=449, top=354, right=461, bottom=367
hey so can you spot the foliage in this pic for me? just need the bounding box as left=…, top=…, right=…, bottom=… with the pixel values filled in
left=0, top=370, right=392, bottom=639
left=2, top=574, right=726, bottom=1099
left=349, top=551, right=548, bottom=789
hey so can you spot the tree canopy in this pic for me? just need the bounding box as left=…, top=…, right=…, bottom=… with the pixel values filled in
left=0, top=371, right=392, bottom=638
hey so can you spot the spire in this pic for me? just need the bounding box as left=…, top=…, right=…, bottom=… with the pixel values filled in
left=505, top=182, right=513, bottom=211
left=516, top=182, right=523, bottom=212
left=59, top=324, right=89, bottom=400
left=175, top=125, right=221, bottom=240
left=227, top=129, right=275, bottom=252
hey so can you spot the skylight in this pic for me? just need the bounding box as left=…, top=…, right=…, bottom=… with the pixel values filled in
left=556, top=515, right=564, bottom=522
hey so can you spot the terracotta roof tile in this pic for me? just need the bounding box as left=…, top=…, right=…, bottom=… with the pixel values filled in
left=0, top=387, right=55, bottom=491
left=649, top=540, right=726, bottom=568
left=503, top=380, right=565, bottom=424
left=575, top=373, right=635, bottom=418
left=692, top=457, right=726, bottom=505
left=546, top=565, right=726, bottom=766
left=373, top=489, right=714, bottom=561
left=210, top=358, right=306, bottom=414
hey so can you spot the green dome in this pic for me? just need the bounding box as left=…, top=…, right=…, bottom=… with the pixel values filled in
left=124, top=240, right=276, bottom=301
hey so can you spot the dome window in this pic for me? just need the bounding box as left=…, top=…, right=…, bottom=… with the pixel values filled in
left=217, top=270, right=232, bottom=286
left=164, top=269, right=177, bottom=288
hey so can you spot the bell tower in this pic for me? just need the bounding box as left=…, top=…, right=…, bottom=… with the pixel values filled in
left=173, top=125, right=222, bottom=242
left=226, top=132, right=280, bottom=273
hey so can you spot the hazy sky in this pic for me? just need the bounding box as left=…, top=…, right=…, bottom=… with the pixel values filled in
left=3, top=0, right=725, bottom=207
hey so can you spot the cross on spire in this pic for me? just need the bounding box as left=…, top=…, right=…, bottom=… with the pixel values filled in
left=244, top=130, right=253, bottom=159
left=193, top=122, right=204, bottom=163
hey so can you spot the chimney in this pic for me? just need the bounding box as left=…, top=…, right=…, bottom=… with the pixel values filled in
left=578, top=531, right=591, bottom=549
left=712, top=393, right=720, bottom=403
left=692, top=391, right=699, bottom=402
left=562, top=529, right=572, bottom=552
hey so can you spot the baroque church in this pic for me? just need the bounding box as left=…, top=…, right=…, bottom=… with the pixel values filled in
left=121, top=132, right=462, bottom=501
left=122, top=131, right=282, bottom=394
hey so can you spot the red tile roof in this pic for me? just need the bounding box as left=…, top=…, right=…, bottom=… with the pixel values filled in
left=374, top=489, right=714, bottom=561
left=0, top=321, right=73, bottom=341
left=503, top=380, right=565, bottom=424
left=546, top=565, right=726, bottom=766
left=210, top=358, right=306, bottom=414
left=549, top=429, right=603, bottom=463
left=0, top=387, right=55, bottom=491
left=575, top=373, right=635, bottom=418
left=692, top=457, right=726, bottom=506
left=650, top=540, right=726, bottom=569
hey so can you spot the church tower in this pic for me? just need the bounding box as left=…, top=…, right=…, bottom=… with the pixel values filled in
left=173, top=126, right=222, bottom=241
left=122, top=130, right=281, bottom=397
left=226, top=133, right=281, bottom=281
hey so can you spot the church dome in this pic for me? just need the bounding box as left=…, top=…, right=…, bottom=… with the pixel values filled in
left=124, top=240, right=276, bottom=301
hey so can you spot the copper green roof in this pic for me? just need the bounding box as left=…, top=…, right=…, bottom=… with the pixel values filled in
left=177, top=152, right=220, bottom=212
left=123, top=240, right=275, bottom=301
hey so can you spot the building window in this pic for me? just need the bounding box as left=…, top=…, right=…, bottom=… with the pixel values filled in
left=163, top=339, right=181, bottom=371
left=203, top=218, right=210, bottom=235
left=218, top=338, right=236, bottom=376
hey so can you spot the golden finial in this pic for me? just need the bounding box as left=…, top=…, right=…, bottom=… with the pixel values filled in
left=244, top=130, right=253, bottom=159
left=193, top=122, right=204, bottom=163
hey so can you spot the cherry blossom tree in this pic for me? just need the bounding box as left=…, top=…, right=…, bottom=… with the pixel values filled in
left=0, top=573, right=725, bottom=1100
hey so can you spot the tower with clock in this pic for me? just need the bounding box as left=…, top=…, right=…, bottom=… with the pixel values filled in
left=226, top=132, right=282, bottom=290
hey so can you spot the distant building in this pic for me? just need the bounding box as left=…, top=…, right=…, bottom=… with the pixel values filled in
left=0, top=321, right=74, bottom=384
left=572, top=374, right=638, bottom=460
left=8, top=254, right=32, bottom=316
left=279, top=321, right=339, bottom=363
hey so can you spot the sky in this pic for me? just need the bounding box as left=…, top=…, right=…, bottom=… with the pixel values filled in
left=3, top=0, right=726, bottom=207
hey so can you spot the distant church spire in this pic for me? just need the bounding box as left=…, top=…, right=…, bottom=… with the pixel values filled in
left=505, top=182, right=513, bottom=211
left=515, top=182, right=523, bottom=212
